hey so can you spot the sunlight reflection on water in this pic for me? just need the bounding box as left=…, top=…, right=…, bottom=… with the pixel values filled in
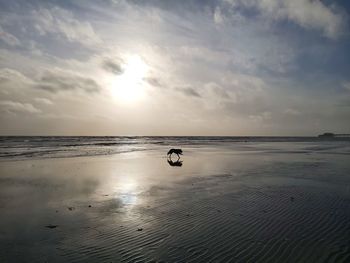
left=115, top=178, right=139, bottom=206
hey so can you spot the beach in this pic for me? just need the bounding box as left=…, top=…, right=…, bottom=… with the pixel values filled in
left=0, top=137, right=350, bottom=262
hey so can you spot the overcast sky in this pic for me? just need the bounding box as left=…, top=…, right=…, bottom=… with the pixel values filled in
left=0, top=0, right=349, bottom=136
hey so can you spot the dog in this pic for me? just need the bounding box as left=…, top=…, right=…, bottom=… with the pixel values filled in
left=167, top=148, right=183, bottom=159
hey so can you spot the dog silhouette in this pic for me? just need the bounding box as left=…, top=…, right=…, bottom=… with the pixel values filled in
left=167, top=148, right=183, bottom=159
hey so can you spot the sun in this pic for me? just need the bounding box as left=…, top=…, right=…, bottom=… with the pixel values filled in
left=111, top=55, right=149, bottom=103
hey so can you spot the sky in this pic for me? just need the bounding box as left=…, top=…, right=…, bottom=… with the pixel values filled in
left=0, top=0, right=349, bottom=136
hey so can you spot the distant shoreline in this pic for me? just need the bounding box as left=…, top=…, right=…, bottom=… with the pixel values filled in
left=0, top=135, right=333, bottom=138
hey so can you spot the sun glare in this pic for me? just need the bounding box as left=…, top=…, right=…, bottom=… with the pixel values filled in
left=111, top=55, right=148, bottom=103
left=115, top=178, right=138, bottom=205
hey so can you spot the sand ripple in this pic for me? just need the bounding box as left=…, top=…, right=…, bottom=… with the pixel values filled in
left=52, top=180, right=350, bottom=263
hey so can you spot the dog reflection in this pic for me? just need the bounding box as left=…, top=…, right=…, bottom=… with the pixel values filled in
left=167, top=159, right=183, bottom=167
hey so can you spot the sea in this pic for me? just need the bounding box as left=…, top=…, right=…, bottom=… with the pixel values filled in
left=1, top=136, right=349, bottom=161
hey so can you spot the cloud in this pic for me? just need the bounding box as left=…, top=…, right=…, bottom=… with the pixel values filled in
left=102, top=58, right=124, bottom=74
left=207, top=82, right=231, bottom=98
left=144, top=77, right=163, bottom=88
left=249, top=111, right=272, bottom=123
left=223, top=0, right=346, bottom=38
left=0, top=100, right=41, bottom=114
left=176, top=87, right=201, bottom=97
left=342, top=81, right=350, bottom=91
left=206, top=73, right=271, bottom=117
left=32, top=7, right=101, bottom=46
left=0, top=68, right=31, bottom=85
left=35, top=69, right=101, bottom=93
left=0, top=25, right=21, bottom=46
left=34, top=97, right=53, bottom=105
left=214, top=7, right=224, bottom=25
left=221, top=72, right=265, bottom=96
left=0, top=68, right=26, bottom=83
left=284, top=108, right=301, bottom=116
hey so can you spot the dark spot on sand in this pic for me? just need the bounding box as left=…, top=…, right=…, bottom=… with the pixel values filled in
left=68, top=207, right=75, bottom=211
left=45, top=225, right=58, bottom=229
left=88, top=205, right=92, bottom=207
left=137, top=228, right=143, bottom=231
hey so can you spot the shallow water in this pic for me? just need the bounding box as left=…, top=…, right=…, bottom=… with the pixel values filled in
left=0, top=139, right=350, bottom=262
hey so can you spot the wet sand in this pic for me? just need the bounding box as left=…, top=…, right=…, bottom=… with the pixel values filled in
left=0, top=142, right=350, bottom=262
